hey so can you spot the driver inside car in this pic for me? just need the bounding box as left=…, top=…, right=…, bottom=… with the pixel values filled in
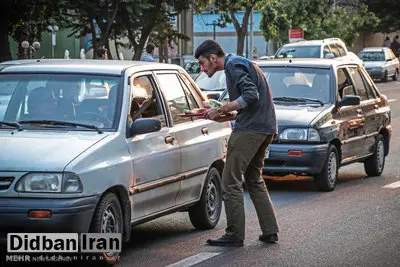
left=27, top=86, right=59, bottom=120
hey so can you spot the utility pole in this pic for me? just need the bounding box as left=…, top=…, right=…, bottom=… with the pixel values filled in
left=206, top=21, right=218, bottom=40
left=249, top=8, right=254, bottom=59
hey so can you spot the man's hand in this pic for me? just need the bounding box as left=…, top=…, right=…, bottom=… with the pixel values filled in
left=204, top=108, right=221, bottom=120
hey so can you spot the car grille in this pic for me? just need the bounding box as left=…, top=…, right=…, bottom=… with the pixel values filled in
left=0, top=176, right=14, bottom=190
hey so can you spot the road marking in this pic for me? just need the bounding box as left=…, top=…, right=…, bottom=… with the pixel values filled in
left=383, top=181, right=400, bottom=189
left=166, top=252, right=222, bottom=267
left=388, top=99, right=397, bottom=102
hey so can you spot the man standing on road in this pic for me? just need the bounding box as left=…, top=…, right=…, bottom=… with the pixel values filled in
left=195, top=40, right=279, bottom=247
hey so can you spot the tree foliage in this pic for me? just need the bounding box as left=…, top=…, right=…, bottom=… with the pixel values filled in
left=363, top=0, right=400, bottom=33
left=259, top=0, right=379, bottom=47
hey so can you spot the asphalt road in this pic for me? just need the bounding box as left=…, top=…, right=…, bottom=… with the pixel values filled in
left=2, top=80, right=399, bottom=267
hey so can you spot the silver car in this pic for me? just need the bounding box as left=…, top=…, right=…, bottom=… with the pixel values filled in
left=0, top=60, right=231, bottom=264
left=359, top=47, right=399, bottom=82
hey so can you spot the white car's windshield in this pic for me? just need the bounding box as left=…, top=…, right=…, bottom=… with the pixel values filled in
left=275, top=45, right=321, bottom=58
left=195, top=70, right=226, bottom=91
left=0, top=74, right=121, bottom=130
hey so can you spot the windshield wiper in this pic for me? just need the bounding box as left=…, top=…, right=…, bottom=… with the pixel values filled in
left=0, top=121, right=23, bottom=131
left=273, top=97, right=324, bottom=106
left=19, top=120, right=103, bottom=134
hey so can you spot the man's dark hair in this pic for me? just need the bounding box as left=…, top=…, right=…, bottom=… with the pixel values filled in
left=146, top=44, right=155, bottom=54
left=195, top=39, right=225, bottom=59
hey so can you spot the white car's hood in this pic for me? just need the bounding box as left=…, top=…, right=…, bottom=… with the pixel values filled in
left=0, top=131, right=109, bottom=171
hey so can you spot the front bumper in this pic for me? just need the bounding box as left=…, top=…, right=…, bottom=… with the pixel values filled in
left=263, top=143, right=329, bottom=176
left=0, top=195, right=100, bottom=241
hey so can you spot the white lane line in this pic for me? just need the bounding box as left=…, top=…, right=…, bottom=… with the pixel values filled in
left=388, top=99, right=397, bottom=102
left=166, top=252, right=221, bottom=267
left=383, top=181, right=400, bottom=189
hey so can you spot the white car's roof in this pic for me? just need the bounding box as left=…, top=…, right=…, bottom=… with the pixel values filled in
left=254, top=58, right=360, bottom=68
left=281, top=38, right=345, bottom=47
left=360, top=47, right=387, bottom=52
left=0, top=59, right=184, bottom=75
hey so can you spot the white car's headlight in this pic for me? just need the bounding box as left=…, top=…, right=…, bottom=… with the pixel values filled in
left=15, top=172, right=83, bottom=193
left=279, top=128, right=320, bottom=142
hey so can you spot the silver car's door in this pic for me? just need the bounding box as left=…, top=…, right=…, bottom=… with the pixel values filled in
left=154, top=71, right=219, bottom=205
left=127, top=73, right=181, bottom=220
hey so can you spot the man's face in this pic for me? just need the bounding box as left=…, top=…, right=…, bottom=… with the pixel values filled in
left=198, top=54, right=218, bottom=78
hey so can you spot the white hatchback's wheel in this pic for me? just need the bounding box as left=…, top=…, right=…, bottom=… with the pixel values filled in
left=364, top=134, right=385, bottom=177
left=314, top=145, right=339, bottom=191
left=392, top=69, right=399, bottom=81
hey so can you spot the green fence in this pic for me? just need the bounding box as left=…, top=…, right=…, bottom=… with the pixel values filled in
left=9, top=29, right=81, bottom=60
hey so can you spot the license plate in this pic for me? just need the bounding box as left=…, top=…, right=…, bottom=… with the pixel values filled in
left=265, top=149, right=270, bottom=159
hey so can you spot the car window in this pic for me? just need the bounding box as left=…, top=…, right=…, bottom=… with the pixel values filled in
left=1, top=74, right=121, bottom=130
left=323, top=45, right=331, bottom=58
left=348, top=67, right=368, bottom=101
left=180, top=73, right=204, bottom=107
left=156, top=73, right=193, bottom=125
left=337, top=68, right=355, bottom=99
left=195, top=70, right=226, bottom=91
left=358, top=51, right=385, bottom=61
left=329, top=44, right=340, bottom=58
left=130, top=75, right=167, bottom=128
left=275, top=45, right=321, bottom=58
left=260, top=67, right=331, bottom=102
left=359, top=67, right=378, bottom=99
left=388, top=49, right=396, bottom=60
left=336, top=44, right=346, bottom=56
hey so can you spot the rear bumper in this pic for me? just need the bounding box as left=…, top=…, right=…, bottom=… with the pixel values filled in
left=263, top=143, right=329, bottom=176
left=0, top=195, right=100, bottom=242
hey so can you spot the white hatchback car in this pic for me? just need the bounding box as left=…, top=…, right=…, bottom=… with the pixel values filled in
left=359, top=47, right=399, bottom=82
left=275, top=38, right=362, bottom=64
left=0, top=59, right=231, bottom=264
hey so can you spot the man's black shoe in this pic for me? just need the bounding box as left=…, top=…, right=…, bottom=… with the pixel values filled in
left=259, top=233, right=278, bottom=243
left=206, top=235, right=244, bottom=247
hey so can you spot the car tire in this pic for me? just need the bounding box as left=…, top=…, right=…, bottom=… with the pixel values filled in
left=314, top=145, right=338, bottom=191
left=188, top=167, right=222, bottom=230
left=364, top=134, right=385, bottom=177
left=383, top=70, right=388, bottom=82
left=89, top=192, right=123, bottom=265
left=392, top=69, right=399, bottom=81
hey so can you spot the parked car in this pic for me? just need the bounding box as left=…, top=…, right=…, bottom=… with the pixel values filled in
left=358, top=47, right=399, bottom=82
left=195, top=58, right=391, bottom=191
left=274, top=38, right=362, bottom=64
left=0, top=59, right=231, bottom=264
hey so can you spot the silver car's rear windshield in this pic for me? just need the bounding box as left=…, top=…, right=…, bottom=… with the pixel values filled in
left=0, top=73, right=121, bottom=130
left=275, top=45, right=321, bottom=58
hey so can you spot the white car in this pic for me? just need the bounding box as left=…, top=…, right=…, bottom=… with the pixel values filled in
left=359, top=47, right=399, bottom=82
left=275, top=38, right=362, bottom=64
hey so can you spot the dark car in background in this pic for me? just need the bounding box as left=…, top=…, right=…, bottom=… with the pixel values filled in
left=196, top=58, right=391, bottom=191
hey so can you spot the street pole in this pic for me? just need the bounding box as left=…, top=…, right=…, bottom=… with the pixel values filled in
left=249, top=8, right=254, bottom=59
left=206, top=21, right=218, bottom=41
left=213, top=24, right=216, bottom=40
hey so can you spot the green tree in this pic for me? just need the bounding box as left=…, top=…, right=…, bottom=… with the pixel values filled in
left=259, top=0, right=379, bottom=47
left=0, top=0, right=63, bottom=61
left=363, top=0, right=400, bottom=33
